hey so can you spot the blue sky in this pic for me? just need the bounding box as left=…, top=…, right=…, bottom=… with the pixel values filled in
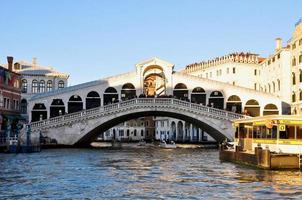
left=0, top=0, right=301, bottom=85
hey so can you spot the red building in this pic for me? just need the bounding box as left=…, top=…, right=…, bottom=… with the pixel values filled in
left=0, top=56, right=22, bottom=142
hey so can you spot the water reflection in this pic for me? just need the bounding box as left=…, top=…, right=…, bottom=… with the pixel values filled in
left=0, top=148, right=301, bottom=199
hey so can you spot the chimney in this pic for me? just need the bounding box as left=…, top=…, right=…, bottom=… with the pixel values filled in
left=7, top=56, right=13, bottom=71
left=275, top=38, right=282, bottom=51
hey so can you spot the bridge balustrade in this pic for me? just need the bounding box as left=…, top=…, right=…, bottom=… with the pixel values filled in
left=29, top=98, right=246, bottom=130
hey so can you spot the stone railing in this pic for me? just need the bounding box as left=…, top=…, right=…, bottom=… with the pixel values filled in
left=30, top=98, right=246, bottom=130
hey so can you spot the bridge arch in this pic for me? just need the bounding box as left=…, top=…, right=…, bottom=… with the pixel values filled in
left=226, top=95, right=242, bottom=113
left=209, top=91, right=224, bottom=109
left=74, top=108, right=234, bottom=146
left=32, top=103, right=47, bottom=122
left=173, top=83, right=188, bottom=100
left=103, top=87, right=118, bottom=105
left=50, top=99, right=65, bottom=118
left=68, top=95, right=83, bottom=113
left=244, top=99, right=260, bottom=117
left=121, top=83, right=136, bottom=101
left=191, top=87, right=206, bottom=105
left=263, top=103, right=279, bottom=115
left=86, top=91, right=101, bottom=109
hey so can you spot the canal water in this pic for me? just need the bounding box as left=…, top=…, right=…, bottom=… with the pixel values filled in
left=1, top=147, right=302, bottom=199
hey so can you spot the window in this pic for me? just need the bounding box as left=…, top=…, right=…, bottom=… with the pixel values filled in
left=227, top=68, right=229, bottom=74
left=277, top=54, right=280, bottom=59
left=32, top=80, right=38, bottom=93
left=47, top=80, right=52, bottom=92
left=300, top=91, right=302, bottom=101
left=254, top=69, right=257, bottom=76
left=141, top=130, right=144, bottom=136
left=0, top=94, right=3, bottom=107
left=292, top=57, right=296, bottom=66
left=254, top=83, right=257, bottom=90
left=292, top=43, right=296, bottom=50
left=268, top=60, right=271, bottom=65
left=233, top=67, right=236, bottom=74
left=232, top=81, right=235, bottom=85
left=272, top=82, right=275, bottom=93
left=277, top=79, right=280, bottom=91
left=299, top=39, right=302, bottom=46
left=272, top=57, right=275, bottom=62
left=299, top=55, right=302, bottom=64
left=292, top=93, right=296, bottom=102
left=40, top=80, right=45, bottom=93
left=300, top=70, right=302, bottom=83
left=293, top=73, right=296, bottom=85
left=21, top=79, right=27, bottom=93
left=58, top=80, right=65, bottom=89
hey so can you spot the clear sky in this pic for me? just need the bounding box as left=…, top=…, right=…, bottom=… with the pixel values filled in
left=0, top=0, right=301, bottom=85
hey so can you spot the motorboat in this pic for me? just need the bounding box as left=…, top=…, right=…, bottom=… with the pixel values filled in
left=159, top=140, right=176, bottom=149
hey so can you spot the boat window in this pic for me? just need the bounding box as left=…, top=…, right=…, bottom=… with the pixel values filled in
left=297, top=125, right=302, bottom=139
left=287, top=126, right=295, bottom=139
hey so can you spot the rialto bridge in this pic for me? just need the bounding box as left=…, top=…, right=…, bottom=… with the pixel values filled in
left=26, top=57, right=285, bottom=146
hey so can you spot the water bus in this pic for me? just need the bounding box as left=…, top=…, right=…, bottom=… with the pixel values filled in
left=220, top=115, right=302, bottom=169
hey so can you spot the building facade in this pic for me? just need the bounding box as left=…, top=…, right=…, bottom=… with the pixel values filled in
left=0, top=57, right=22, bottom=143
left=12, top=58, right=69, bottom=120
left=184, top=19, right=302, bottom=115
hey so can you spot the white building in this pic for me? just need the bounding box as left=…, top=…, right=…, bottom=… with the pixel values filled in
left=13, top=58, right=69, bottom=120
left=100, top=118, right=148, bottom=141
left=154, top=117, right=215, bottom=142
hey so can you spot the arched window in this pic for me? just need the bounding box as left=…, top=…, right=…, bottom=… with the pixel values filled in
left=58, top=80, right=65, bottom=89
left=86, top=91, right=101, bottom=109
left=47, top=80, right=53, bottom=92
left=263, top=103, right=279, bottom=116
left=292, top=92, right=296, bottom=102
left=173, top=83, right=188, bottom=100
left=21, top=79, right=27, bottom=93
left=121, top=83, right=136, bottom=100
left=40, top=80, right=45, bottom=93
left=292, top=57, right=296, bottom=66
left=103, top=87, right=118, bottom=105
left=292, top=73, right=296, bottom=85
left=209, top=91, right=224, bottom=109
left=32, top=80, right=38, bottom=93
left=20, top=99, right=27, bottom=114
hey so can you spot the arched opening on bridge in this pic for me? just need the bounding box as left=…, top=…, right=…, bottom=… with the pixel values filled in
left=86, top=91, right=101, bottom=109
left=244, top=99, right=260, bottom=117
left=226, top=95, right=242, bottom=113
left=185, top=122, right=190, bottom=141
left=177, top=121, right=184, bottom=141
left=173, top=83, right=188, bottom=101
left=263, top=104, right=279, bottom=115
left=20, top=99, right=27, bottom=114
left=50, top=99, right=65, bottom=118
left=68, top=95, right=83, bottom=113
left=143, top=68, right=166, bottom=97
left=103, top=87, right=118, bottom=105
left=31, top=103, right=47, bottom=122
left=121, top=83, right=136, bottom=101
left=171, top=121, right=176, bottom=140
left=209, top=91, right=224, bottom=109
left=191, top=87, right=206, bottom=105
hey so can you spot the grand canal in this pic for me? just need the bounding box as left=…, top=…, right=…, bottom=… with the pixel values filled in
left=1, top=147, right=302, bottom=199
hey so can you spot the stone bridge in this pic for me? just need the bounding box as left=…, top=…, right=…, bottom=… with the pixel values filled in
left=28, top=98, right=245, bottom=146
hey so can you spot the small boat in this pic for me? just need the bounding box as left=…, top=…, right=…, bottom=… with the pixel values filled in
left=138, top=139, right=146, bottom=146
left=159, top=140, right=176, bottom=149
